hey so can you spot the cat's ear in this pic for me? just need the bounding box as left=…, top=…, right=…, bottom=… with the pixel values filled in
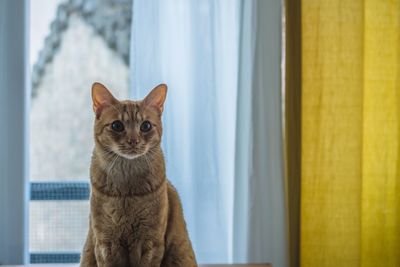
left=91, top=82, right=118, bottom=117
left=143, top=84, right=167, bottom=114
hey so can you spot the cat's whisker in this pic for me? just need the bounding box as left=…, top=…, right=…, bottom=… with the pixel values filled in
left=95, top=145, right=118, bottom=162
left=100, top=149, right=115, bottom=159
left=103, top=145, right=114, bottom=154
left=106, top=154, right=120, bottom=175
left=144, top=153, right=154, bottom=174
left=145, top=150, right=156, bottom=163
left=146, top=147, right=160, bottom=161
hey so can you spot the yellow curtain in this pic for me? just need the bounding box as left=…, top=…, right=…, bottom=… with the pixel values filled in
left=301, top=1, right=400, bottom=267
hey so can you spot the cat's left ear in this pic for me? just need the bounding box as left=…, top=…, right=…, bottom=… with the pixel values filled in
left=92, top=82, right=118, bottom=118
left=143, top=84, right=167, bottom=114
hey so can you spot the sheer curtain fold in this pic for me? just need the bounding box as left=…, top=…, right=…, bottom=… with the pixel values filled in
left=131, top=0, right=287, bottom=265
left=234, top=0, right=287, bottom=266
left=131, top=0, right=239, bottom=263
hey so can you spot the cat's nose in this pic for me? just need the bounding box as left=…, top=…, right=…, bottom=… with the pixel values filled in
left=127, top=138, right=139, bottom=146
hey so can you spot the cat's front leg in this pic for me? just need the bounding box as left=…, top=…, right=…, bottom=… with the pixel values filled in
left=129, top=239, right=164, bottom=267
left=80, top=227, right=97, bottom=267
left=94, top=240, right=129, bottom=267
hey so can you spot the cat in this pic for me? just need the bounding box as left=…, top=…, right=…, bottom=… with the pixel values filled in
left=80, top=82, right=197, bottom=267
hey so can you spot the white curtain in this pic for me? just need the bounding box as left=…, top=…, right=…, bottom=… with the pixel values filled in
left=130, top=0, right=287, bottom=265
left=233, top=1, right=287, bottom=266
left=0, top=0, right=29, bottom=264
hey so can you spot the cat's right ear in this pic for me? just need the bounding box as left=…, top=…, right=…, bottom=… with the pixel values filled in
left=92, top=82, right=117, bottom=118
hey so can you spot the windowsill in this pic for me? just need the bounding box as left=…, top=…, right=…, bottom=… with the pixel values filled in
left=1, top=264, right=271, bottom=267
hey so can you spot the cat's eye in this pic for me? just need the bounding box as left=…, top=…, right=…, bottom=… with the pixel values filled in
left=140, top=121, right=152, bottom=132
left=111, top=120, right=124, bottom=132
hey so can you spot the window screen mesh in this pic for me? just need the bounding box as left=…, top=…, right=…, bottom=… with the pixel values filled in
left=29, top=200, right=89, bottom=252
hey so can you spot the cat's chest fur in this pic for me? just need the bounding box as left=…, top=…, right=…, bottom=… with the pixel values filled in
left=90, top=179, right=168, bottom=245
left=89, top=152, right=169, bottom=250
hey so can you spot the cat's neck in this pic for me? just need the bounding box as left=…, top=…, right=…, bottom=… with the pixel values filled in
left=91, top=145, right=166, bottom=197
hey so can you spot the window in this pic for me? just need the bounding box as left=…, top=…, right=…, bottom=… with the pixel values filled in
left=29, top=0, right=132, bottom=262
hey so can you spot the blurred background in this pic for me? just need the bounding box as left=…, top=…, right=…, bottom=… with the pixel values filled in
left=1, top=0, right=400, bottom=267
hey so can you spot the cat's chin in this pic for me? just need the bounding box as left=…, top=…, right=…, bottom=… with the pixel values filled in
left=116, top=151, right=145, bottom=160
left=121, top=154, right=141, bottom=160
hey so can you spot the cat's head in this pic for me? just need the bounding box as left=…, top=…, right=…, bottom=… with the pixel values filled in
left=91, top=82, right=167, bottom=160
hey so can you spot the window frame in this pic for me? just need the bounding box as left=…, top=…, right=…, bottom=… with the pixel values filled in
left=0, top=0, right=30, bottom=264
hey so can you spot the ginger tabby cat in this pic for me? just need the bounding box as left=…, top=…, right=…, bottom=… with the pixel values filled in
left=80, top=83, right=197, bottom=267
